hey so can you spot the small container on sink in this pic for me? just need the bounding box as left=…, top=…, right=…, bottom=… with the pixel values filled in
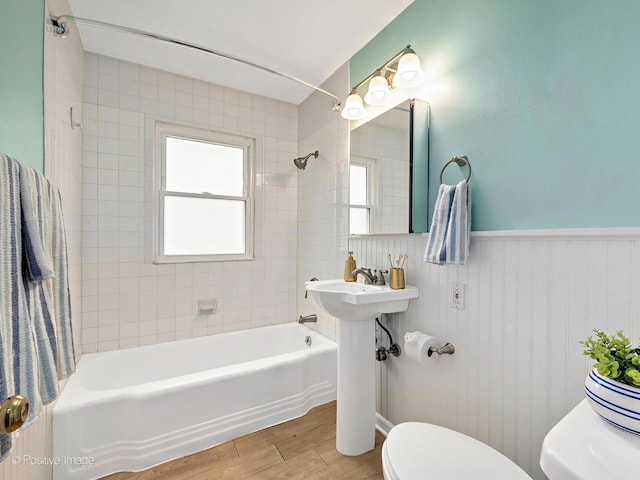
left=389, top=268, right=405, bottom=290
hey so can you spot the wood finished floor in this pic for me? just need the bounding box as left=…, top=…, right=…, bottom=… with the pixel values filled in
left=102, top=401, right=384, bottom=480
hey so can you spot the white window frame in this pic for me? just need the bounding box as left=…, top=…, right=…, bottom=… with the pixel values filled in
left=349, top=156, right=377, bottom=235
left=153, top=122, right=255, bottom=263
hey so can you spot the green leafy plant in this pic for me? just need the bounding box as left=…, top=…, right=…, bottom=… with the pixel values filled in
left=580, top=330, right=640, bottom=387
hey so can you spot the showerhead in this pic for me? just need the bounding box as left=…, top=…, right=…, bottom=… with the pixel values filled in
left=293, top=151, right=319, bottom=171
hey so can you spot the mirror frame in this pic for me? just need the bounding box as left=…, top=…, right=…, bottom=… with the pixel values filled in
left=409, top=99, right=430, bottom=233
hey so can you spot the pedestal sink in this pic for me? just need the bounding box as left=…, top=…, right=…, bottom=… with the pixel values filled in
left=305, top=279, right=419, bottom=456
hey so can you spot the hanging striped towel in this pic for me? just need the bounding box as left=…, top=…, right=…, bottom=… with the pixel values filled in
left=424, top=180, right=471, bottom=265
left=20, top=164, right=55, bottom=282
left=20, top=164, right=60, bottom=405
left=19, top=163, right=76, bottom=386
left=0, top=153, right=77, bottom=461
left=0, top=154, right=43, bottom=461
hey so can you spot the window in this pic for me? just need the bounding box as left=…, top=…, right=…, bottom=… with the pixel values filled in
left=154, top=123, right=254, bottom=263
left=349, top=156, right=376, bottom=235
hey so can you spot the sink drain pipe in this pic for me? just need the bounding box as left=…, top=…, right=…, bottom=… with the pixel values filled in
left=375, top=316, right=401, bottom=361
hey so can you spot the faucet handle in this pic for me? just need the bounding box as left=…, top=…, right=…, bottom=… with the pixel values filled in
left=304, top=277, right=319, bottom=298
left=375, top=270, right=387, bottom=286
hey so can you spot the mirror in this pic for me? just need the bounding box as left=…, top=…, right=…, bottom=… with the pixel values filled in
left=348, top=99, right=429, bottom=235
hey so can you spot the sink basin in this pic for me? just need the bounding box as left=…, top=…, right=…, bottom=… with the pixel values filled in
left=306, top=279, right=419, bottom=321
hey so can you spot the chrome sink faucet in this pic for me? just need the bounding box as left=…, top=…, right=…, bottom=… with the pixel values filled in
left=352, top=268, right=376, bottom=284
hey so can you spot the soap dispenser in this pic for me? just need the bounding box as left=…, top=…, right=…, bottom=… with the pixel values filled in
left=344, top=251, right=357, bottom=282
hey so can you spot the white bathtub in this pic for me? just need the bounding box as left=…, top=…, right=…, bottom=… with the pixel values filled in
left=52, top=322, right=336, bottom=480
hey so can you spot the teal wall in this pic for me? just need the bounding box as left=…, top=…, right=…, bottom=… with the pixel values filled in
left=0, top=0, right=44, bottom=172
left=352, top=0, right=640, bottom=230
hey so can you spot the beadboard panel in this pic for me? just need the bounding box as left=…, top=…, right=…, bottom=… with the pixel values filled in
left=0, top=403, right=54, bottom=480
left=350, top=230, right=640, bottom=480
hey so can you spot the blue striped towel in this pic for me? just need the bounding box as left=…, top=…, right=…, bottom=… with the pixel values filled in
left=20, top=164, right=60, bottom=405
left=20, top=165, right=55, bottom=282
left=0, top=154, right=42, bottom=461
left=47, top=182, right=76, bottom=380
left=0, top=154, right=77, bottom=462
left=19, top=163, right=76, bottom=387
left=424, top=180, right=471, bottom=265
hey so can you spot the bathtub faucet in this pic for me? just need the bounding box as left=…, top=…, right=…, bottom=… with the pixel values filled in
left=298, top=314, right=317, bottom=324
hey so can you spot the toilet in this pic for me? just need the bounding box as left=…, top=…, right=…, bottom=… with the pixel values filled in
left=382, top=422, right=532, bottom=480
left=540, top=399, right=640, bottom=479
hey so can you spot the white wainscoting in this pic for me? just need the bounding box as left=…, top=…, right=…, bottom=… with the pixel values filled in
left=0, top=404, right=54, bottom=480
left=351, top=228, right=640, bottom=480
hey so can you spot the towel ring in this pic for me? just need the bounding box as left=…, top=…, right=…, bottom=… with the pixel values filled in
left=439, top=155, right=471, bottom=185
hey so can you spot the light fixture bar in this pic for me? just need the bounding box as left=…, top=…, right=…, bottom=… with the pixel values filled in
left=50, top=15, right=342, bottom=104
left=350, top=45, right=413, bottom=92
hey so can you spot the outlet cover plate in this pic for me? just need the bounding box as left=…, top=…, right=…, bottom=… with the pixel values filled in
left=451, top=283, right=465, bottom=310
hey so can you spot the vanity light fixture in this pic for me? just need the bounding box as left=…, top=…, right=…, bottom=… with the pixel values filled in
left=341, top=45, right=424, bottom=120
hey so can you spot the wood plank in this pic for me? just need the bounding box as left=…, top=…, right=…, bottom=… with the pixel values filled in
left=102, top=441, right=239, bottom=480
left=194, top=445, right=284, bottom=480
left=312, top=431, right=384, bottom=479
left=274, top=411, right=337, bottom=460
left=243, top=448, right=327, bottom=480
left=102, top=443, right=280, bottom=480
left=234, top=401, right=336, bottom=457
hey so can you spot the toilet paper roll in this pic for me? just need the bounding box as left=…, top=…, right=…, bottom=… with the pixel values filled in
left=404, top=331, right=441, bottom=366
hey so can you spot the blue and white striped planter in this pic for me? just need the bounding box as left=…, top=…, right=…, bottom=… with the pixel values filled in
left=584, top=368, right=640, bottom=436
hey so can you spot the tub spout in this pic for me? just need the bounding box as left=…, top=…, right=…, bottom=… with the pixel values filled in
left=298, top=314, right=317, bottom=324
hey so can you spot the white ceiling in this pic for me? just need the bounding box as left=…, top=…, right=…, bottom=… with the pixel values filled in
left=61, top=0, right=413, bottom=104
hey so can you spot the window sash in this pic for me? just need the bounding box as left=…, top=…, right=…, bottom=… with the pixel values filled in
left=349, top=206, right=371, bottom=235
left=349, top=158, right=377, bottom=235
left=153, top=123, right=255, bottom=263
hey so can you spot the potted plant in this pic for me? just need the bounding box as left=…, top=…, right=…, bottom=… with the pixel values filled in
left=580, top=330, right=640, bottom=435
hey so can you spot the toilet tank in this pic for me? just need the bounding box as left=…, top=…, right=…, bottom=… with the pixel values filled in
left=540, top=400, right=640, bottom=478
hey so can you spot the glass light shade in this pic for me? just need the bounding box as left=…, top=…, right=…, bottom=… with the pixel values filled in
left=364, top=74, right=393, bottom=106
left=393, top=52, right=425, bottom=88
left=341, top=92, right=367, bottom=120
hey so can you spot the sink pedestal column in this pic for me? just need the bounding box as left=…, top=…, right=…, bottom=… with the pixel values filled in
left=335, top=317, right=376, bottom=456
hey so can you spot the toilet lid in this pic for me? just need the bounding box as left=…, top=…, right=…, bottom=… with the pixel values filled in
left=383, top=422, right=532, bottom=480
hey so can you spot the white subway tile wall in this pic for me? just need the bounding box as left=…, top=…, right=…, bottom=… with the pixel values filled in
left=296, top=64, right=350, bottom=341
left=82, top=53, right=299, bottom=352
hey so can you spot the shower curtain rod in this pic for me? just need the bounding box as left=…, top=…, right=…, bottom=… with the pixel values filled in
left=50, top=15, right=342, bottom=106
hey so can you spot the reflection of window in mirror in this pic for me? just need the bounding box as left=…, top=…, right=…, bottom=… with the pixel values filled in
left=348, top=99, right=429, bottom=234
left=349, top=157, right=377, bottom=234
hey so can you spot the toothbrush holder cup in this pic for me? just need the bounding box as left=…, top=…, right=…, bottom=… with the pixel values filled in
left=389, top=268, right=405, bottom=290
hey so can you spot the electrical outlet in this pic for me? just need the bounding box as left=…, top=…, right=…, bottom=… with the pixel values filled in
left=450, top=283, right=465, bottom=310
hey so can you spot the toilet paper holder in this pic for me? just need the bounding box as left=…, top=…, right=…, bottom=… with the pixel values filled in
left=427, top=343, right=455, bottom=357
